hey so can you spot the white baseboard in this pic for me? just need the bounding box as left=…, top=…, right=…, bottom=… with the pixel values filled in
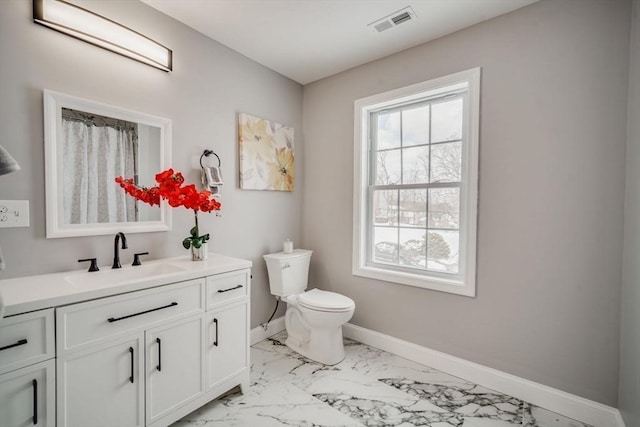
left=250, top=316, right=285, bottom=345
left=343, top=323, right=624, bottom=427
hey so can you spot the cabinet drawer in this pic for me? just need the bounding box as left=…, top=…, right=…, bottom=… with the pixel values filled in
left=57, top=279, right=204, bottom=353
left=0, top=309, right=54, bottom=375
left=206, top=269, right=249, bottom=309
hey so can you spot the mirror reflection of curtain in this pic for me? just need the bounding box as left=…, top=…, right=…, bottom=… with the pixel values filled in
left=62, top=108, right=138, bottom=224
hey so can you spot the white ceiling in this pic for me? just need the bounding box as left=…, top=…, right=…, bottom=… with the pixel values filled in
left=141, top=0, right=538, bottom=85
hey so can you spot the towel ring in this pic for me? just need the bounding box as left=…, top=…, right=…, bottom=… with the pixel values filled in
left=200, top=150, right=221, bottom=168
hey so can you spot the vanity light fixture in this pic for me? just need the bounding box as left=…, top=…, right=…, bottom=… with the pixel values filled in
left=33, top=0, right=172, bottom=72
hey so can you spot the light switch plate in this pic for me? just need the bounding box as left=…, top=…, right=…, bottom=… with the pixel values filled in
left=0, top=200, right=30, bottom=228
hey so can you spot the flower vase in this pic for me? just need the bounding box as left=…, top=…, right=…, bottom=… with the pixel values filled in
left=191, top=242, right=209, bottom=261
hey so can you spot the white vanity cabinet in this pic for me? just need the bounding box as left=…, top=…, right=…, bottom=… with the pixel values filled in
left=52, top=265, right=250, bottom=427
left=0, top=309, right=55, bottom=427
left=0, top=254, right=251, bottom=427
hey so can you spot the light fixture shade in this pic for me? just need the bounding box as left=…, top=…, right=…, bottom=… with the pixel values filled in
left=0, top=145, right=20, bottom=176
left=33, top=0, right=172, bottom=72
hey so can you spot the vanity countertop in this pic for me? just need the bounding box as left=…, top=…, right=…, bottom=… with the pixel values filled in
left=0, top=253, right=251, bottom=318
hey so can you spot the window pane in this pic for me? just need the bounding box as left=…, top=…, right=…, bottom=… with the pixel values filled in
left=373, top=190, right=398, bottom=225
left=400, top=228, right=426, bottom=269
left=431, top=98, right=462, bottom=143
left=428, top=188, right=460, bottom=229
left=430, top=141, right=461, bottom=183
left=376, top=149, right=401, bottom=185
left=402, top=145, right=429, bottom=184
left=377, top=111, right=401, bottom=149
left=402, top=106, right=429, bottom=147
left=427, top=230, right=459, bottom=274
left=373, top=227, right=398, bottom=265
left=399, top=189, right=426, bottom=227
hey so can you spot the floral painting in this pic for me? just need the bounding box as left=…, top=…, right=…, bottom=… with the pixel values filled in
left=238, top=113, right=294, bottom=191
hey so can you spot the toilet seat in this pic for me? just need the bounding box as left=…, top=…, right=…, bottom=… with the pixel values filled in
left=297, top=289, right=355, bottom=312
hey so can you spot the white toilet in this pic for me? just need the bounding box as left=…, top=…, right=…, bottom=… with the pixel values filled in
left=263, top=249, right=355, bottom=365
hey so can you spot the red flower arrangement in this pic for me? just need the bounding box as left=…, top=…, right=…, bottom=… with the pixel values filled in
left=116, top=168, right=221, bottom=250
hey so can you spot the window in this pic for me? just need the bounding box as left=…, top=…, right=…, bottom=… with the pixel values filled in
left=353, top=68, right=480, bottom=296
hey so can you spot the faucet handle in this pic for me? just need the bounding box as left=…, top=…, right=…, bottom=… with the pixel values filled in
left=132, top=252, right=149, bottom=266
left=78, top=258, right=99, bottom=272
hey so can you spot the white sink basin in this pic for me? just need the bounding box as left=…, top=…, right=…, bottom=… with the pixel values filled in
left=65, top=263, right=186, bottom=288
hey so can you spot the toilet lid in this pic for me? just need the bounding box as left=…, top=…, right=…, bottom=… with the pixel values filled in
left=298, top=289, right=355, bottom=312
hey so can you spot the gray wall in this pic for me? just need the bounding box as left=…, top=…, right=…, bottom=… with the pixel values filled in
left=620, top=0, right=640, bottom=424
left=302, top=0, right=630, bottom=405
left=0, top=0, right=301, bottom=327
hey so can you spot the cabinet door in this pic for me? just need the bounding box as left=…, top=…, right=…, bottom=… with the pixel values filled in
left=207, top=302, right=248, bottom=389
left=145, top=314, right=205, bottom=425
left=0, top=359, right=55, bottom=427
left=57, top=334, right=144, bottom=427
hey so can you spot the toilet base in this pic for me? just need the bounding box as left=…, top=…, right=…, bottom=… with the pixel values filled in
left=282, top=292, right=354, bottom=366
left=284, top=302, right=349, bottom=366
left=285, top=327, right=346, bottom=366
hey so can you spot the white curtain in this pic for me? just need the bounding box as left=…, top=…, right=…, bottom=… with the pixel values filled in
left=62, top=109, right=137, bottom=224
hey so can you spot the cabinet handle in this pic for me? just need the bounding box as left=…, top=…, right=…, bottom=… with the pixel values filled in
left=107, top=302, right=178, bottom=323
left=213, top=318, right=219, bottom=347
left=32, top=379, right=38, bottom=425
left=0, top=338, right=28, bottom=352
left=129, top=347, right=134, bottom=384
left=156, top=338, right=162, bottom=372
left=217, top=284, right=243, bottom=293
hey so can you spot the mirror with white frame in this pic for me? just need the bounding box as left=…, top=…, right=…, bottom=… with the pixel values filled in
left=43, top=90, right=172, bottom=238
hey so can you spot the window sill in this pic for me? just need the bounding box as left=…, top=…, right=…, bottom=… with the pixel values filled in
left=352, top=265, right=476, bottom=297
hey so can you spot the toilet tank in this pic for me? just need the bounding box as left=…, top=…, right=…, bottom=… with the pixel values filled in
left=263, top=249, right=312, bottom=297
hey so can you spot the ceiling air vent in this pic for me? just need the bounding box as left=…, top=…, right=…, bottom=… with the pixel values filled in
left=368, top=6, right=416, bottom=33
left=392, top=11, right=412, bottom=25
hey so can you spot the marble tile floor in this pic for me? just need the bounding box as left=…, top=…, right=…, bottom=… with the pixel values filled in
left=172, top=332, right=590, bottom=427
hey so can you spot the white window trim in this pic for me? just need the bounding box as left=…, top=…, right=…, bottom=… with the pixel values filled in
left=352, top=68, right=480, bottom=297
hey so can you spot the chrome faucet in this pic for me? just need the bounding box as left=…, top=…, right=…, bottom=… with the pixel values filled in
left=112, top=232, right=128, bottom=269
